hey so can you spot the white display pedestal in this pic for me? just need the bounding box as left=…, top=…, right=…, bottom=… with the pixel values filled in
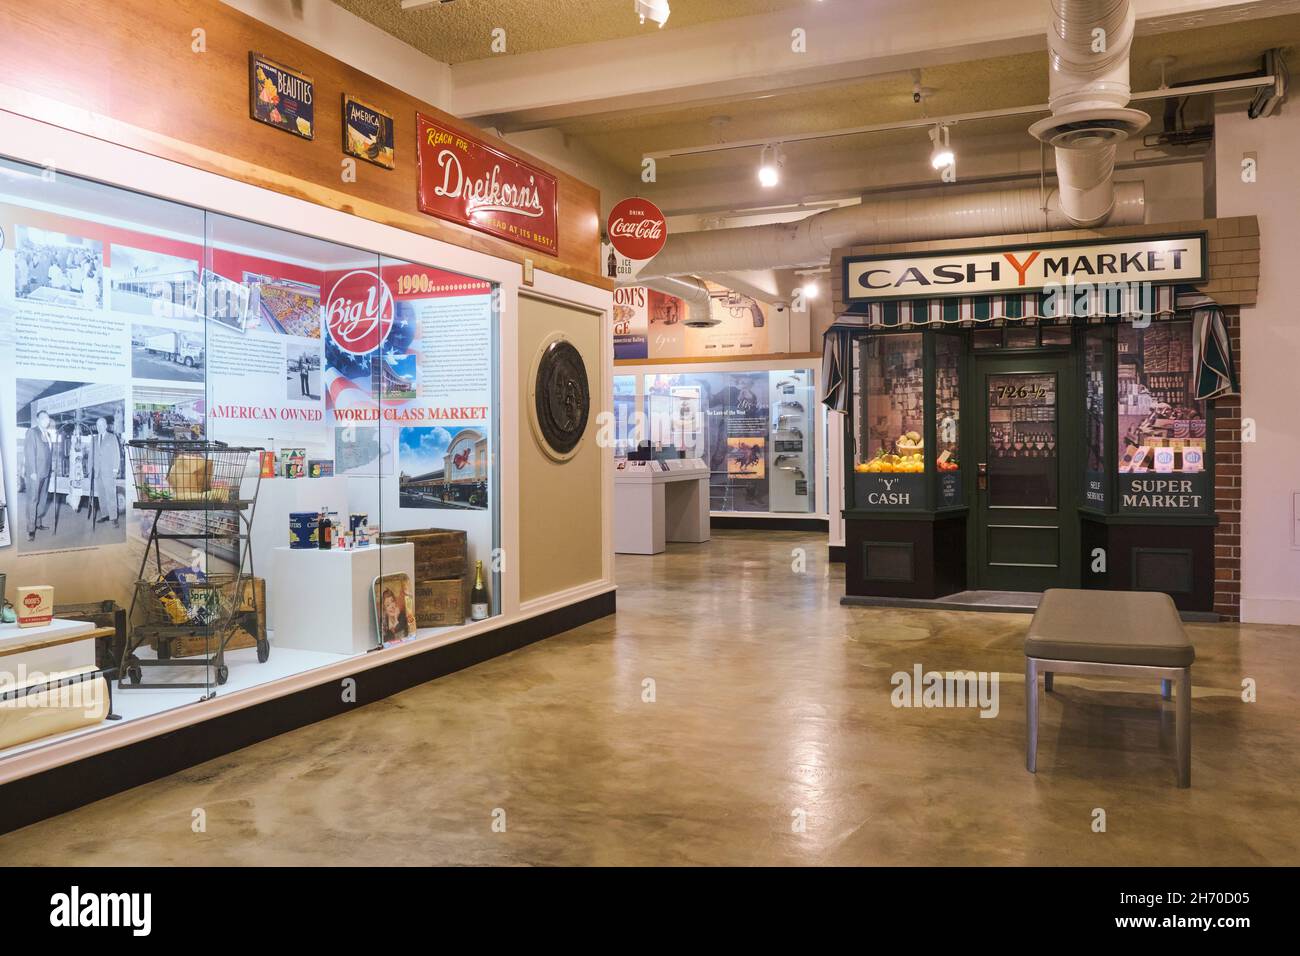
left=252, top=475, right=351, bottom=632
left=614, top=459, right=710, bottom=555
left=270, top=543, right=414, bottom=655
left=0, top=618, right=97, bottom=674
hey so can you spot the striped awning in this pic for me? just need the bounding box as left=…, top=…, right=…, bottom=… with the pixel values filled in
left=832, top=283, right=1192, bottom=329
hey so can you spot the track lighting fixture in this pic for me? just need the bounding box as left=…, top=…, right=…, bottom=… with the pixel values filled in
left=758, top=143, right=783, bottom=188
left=929, top=124, right=955, bottom=171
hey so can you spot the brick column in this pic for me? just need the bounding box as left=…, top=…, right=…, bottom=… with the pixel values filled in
left=1213, top=310, right=1242, bottom=621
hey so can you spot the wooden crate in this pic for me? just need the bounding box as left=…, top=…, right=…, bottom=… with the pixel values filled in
left=380, top=528, right=467, bottom=581
left=161, top=577, right=264, bottom=659
left=414, top=577, right=464, bottom=627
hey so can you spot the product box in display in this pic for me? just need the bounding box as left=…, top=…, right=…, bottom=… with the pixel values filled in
left=16, top=586, right=54, bottom=628
left=414, top=577, right=464, bottom=627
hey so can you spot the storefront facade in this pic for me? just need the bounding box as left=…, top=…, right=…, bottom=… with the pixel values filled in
left=0, top=0, right=613, bottom=831
left=827, top=221, right=1255, bottom=619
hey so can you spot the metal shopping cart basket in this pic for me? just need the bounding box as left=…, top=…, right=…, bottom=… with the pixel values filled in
left=119, top=440, right=265, bottom=690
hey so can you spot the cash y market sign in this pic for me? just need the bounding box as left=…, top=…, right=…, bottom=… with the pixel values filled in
left=843, top=234, right=1206, bottom=302
left=416, top=113, right=559, bottom=256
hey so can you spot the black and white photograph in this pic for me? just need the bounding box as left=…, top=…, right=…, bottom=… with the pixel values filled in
left=0, top=397, right=10, bottom=550
left=108, top=243, right=201, bottom=318
left=131, top=323, right=205, bottom=383
left=205, top=269, right=252, bottom=333
left=12, top=225, right=104, bottom=309
left=285, top=341, right=322, bottom=401
left=15, top=378, right=126, bottom=553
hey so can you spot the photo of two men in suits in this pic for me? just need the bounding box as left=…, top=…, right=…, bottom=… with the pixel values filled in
left=17, top=380, right=126, bottom=553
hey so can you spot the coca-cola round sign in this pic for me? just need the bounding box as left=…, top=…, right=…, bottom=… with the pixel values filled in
left=607, top=197, right=667, bottom=262
left=326, top=270, right=395, bottom=355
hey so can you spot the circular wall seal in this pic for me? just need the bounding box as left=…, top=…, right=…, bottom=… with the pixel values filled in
left=528, top=334, right=590, bottom=462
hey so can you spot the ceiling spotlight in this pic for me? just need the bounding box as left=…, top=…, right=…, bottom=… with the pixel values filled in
left=929, top=124, right=955, bottom=171
left=635, top=0, right=671, bottom=27
left=758, top=143, right=784, bottom=188
left=800, top=280, right=820, bottom=300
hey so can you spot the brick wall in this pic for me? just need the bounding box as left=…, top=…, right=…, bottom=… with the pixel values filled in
left=1213, top=310, right=1243, bottom=621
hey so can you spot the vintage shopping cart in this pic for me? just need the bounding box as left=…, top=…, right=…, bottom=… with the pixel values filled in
left=118, top=440, right=266, bottom=690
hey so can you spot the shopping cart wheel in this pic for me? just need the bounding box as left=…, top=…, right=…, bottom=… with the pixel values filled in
left=256, top=639, right=270, bottom=663
left=214, top=664, right=229, bottom=686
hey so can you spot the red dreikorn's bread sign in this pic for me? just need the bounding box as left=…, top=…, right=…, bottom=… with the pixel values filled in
left=607, top=197, right=667, bottom=262
left=416, top=113, right=559, bottom=257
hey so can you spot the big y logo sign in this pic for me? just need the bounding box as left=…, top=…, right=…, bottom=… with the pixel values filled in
left=325, top=270, right=395, bottom=354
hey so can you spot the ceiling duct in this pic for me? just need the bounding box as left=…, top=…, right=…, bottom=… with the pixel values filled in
left=637, top=182, right=1145, bottom=280
left=637, top=274, right=720, bottom=327
left=1028, top=0, right=1149, bottom=226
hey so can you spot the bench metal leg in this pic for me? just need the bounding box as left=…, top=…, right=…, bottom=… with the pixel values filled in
left=1161, top=678, right=1171, bottom=700
left=1176, top=667, right=1191, bottom=788
left=1026, top=657, right=1039, bottom=773
left=1044, top=671, right=1054, bottom=693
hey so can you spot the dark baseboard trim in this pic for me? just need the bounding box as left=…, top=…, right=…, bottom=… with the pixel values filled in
left=828, top=545, right=846, bottom=563
left=711, top=515, right=829, bottom=532
left=0, top=589, right=616, bottom=836
left=840, top=592, right=1219, bottom=622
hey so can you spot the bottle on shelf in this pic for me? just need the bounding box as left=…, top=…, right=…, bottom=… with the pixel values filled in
left=317, top=507, right=333, bottom=550
left=470, top=560, right=489, bottom=621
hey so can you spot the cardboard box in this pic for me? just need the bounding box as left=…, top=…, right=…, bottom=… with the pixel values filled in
left=15, top=585, right=54, bottom=628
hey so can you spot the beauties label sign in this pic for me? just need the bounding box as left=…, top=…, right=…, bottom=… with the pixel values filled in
left=607, top=197, right=667, bottom=262
left=416, top=114, right=559, bottom=256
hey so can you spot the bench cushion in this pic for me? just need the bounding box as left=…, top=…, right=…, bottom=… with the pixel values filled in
left=1024, top=589, right=1194, bottom=668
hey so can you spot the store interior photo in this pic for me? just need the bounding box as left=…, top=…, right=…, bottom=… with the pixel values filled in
left=1, top=0, right=1299, bottom=892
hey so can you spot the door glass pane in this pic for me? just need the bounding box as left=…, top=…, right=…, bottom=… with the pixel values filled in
left=986, top=372, right=1058, bottom=507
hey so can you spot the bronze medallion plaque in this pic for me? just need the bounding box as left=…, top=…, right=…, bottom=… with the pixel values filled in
left=532, top=337, right=590, bottom=460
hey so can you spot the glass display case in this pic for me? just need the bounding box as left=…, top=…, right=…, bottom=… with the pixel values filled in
left=0, top=153, right=501, bottom=761
left=642, top=368, right=817, bottom=514
left=849, top=332, right=964, bottom=513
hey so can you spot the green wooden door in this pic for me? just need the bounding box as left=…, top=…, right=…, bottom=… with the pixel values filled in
left=971, top=353, right=1078, bottom=591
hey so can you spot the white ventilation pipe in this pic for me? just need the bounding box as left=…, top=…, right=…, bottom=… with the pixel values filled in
left=1029, top=0, right=1149, bottom=226
left=637, top=274, right=719, bottom=327
left=637, top=181, right=1145, bottom=279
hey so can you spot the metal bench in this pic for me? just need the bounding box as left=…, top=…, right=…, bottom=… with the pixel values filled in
left=1025, top=589, right=1195, bottom=788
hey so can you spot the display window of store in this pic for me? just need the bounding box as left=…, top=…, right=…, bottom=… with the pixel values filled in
left=834, top=302, right=1233, bottom=611
left=0, top=129, right=570, bottom=769
left=614, top=362, right=825, bottom=518
left=0, top=97, right=611, bottom=790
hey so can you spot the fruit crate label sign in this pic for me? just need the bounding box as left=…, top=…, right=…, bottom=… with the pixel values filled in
left=249, top=53, right=314, bottom=140
left=343, top=94, right=395, bottom=169
left=416, top=113, right=559, bottom=256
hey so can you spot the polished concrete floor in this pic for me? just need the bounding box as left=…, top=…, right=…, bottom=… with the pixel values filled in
left=3, top=529, right=1299, bottom=865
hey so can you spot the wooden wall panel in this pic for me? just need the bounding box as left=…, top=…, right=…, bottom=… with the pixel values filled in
left=0, top=0, right=608, bottom=288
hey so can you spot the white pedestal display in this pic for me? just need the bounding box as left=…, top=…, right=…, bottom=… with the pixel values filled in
left=0, top=618, right=97, bottom=674
left=269, top=542, right=415, bottom=655
left=614, top=459, right=710, bottom=555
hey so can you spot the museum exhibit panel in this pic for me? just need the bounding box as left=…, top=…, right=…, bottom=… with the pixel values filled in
left=0, top=154, right=506, bottom=759
left=613, top=365, right=822, bottom=518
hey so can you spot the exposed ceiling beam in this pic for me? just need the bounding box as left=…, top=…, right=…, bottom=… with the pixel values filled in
left=644, top=74, right=1275, bottom=161
left=451, top=0, right=1300, bottom=129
